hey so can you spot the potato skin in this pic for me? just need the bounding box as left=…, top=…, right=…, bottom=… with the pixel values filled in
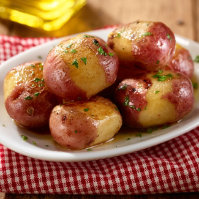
left=108, top=21, right=175, bottom=71
left=4, top=62, right=58, bottom=128
left=115, top=70, right=194, bottom=128
left=49, top=96, right=122, bottom=150
left=168, top=44, right=194, bottom=78
left=43, top=34, right=119, bottom=100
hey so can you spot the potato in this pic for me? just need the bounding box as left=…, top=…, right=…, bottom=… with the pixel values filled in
left=115, top=70, right=194, bottom=128
left=168, top=44, right=194, bottom=78
left=43, top=34, right=119, bottom=100
left=4, top=61, right=58, bottom=128
left=108, top=21, right=175, bottom=71
left=49, top=96, right=122, bottom=150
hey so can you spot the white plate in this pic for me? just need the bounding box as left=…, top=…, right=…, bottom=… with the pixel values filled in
left=0, top=28, right=199, bottom=162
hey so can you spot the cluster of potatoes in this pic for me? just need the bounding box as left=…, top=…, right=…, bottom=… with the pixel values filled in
left=4, top=21, right=194, bottom=150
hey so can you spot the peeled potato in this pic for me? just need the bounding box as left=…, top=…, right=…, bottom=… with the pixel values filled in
left=168, top=44, right=194, bottom=78
left=4, top=61, right=57, bottom=128
left=108, top=21, right=175, bottom=71
left=43, top=34, right=119, bottom=100
left=49, top=96, right=122, bottom=150
left=115, top=70, right=194, bottom=128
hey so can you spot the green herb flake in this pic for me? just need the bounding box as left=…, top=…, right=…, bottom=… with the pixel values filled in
left=87, top=148, right=92, bottom=151
left=193, top=82, right=198, bottom=89
left=152, top=72, right=173, bottom=81
left=30, top=64, right=35, bottom=68
left=136, top=133, right=142, bottom=137
left=162, top=124, right=170, bottom=129
left=93, top=39, right=99, bottom=46
left=108, top=52, right=114, bottom=57
left=129, top=105, right=136, bottom=109
left=194, top=55, right=199, bottom=63
left=81, top=57, right=87, bottom=65
left=124, top=96, right=130, bottom=106
left=116, top=33, right=121, bottom=38
left=146, top=128, right=153, bottom=133
left=142, top=32, right=152, bottom=37
left=115, top=107, right=119, bottom=111
left=84, top=35, right=94, bottom=38
left=84, top=108, right=89, bottom=112
left=155, top=90, right=160, bottom=94
left=72, top=59, right=79, bottom=68
left=45, top=145, right=49, bottom=147
left=71, top=49, right=77, bottom=53
left=39, top=83, right=44, bottom=87
left=24, top=96, right=33, bottom=100
left=64, top=50, right=69, bottom=53
left=119, top=84, right=127, bottom=90
left=126, top=137, right=131, bottom=140
left=167, top=34, right=172, bottom=40
left=136, top=107, right=141, bottom=112
left=97, top=47, right=107, bottom=56
left=66, top=44, right=73, bottom=48
left=34, top=78, right=41, bottom=82
left=75, top=130, right=78, bottom=133
left=37, top=55, right=42, bottom=59
left=21, top=135, right=28, bottom=141
left=156, top=60, right=160, bottom=64
left=34, top=92, right=40, bottom=97
left=32, top=84, right=35, bottom=87
left=32, top=141, right=37, bottom=145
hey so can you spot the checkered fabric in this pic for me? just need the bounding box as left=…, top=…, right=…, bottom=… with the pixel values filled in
left=0, top=34, right=199, bottom=194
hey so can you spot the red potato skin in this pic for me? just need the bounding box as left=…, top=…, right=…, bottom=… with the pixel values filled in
left=168, top=44, right=194, bottom=78
left=50, top=106, right=97, bottom=150
left=164, top=77, right=194, bottom=120
left=5, top=81, right=57, bottom=128
left=108, top=21, right=176, bottom=71
left=115, top=78, right=150, bottom=127
left=43, top=35, right=119, bottom=100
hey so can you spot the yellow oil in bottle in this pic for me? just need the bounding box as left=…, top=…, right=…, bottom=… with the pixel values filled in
left=0, top=0, right=86, bottom=31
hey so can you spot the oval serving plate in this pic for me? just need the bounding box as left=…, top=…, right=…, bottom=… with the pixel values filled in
left=0, top=27, right=199, bottom=162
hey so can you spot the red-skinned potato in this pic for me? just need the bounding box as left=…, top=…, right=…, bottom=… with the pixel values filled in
left=115, top=70, right=194, bottom=128
left=168, top=44, right=194, bottom=78
left=4, top=61, right=58, bottom=128
left=43, top=34, right=119, bottom=100
left=49, top=96, right=122, bottom=150
left=108, top=21, right=175, bottom=71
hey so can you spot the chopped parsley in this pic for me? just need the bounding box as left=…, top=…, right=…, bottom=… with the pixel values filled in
left=84, top=108, right=89, bottom=112
left=136, top=107, right=141, bottom=112
left=39, top=83, right=44, bottom=87
left=142, top=32, right=152, bottom=36
left=119, top=84, right=127, bottom=90
left=74, top=130, right=78, bottom=133
left=129, top=105, right=141, bottom=112
left=34, top=92, right=40, bottom=97
left=81, top=57, right=87, bottom=65
left=155, top=90, right=160, bottom=94
left=64, top=50, right=68, bottom=53
left=116, top=33, right=121, bottom=38
left=37, top=55, right=42, bottom=59
left=32, top=84, right=35, bottom=87
left=167, top=34, right=172, bottom=40
left=84, top=35, right=94, bottom=38
left=98, top=47, right=107, bottom=56
left=71, top=49, right=77, bottom=53
left=34, top=78, right=41, bottom=82
left=115, top=107, right=119, bottom=111
left=194, top=55, right=199, bottom=63
left=32, top=141, right=37, bottom=145
left=30, top=64, right=35, bottom=68
left=24, top=96, right=33, bottom=100
left=192, top=82, right=198, bottom=89
left=136, top=133, right=142, bottom=137
left=162, top=124, right=170, bottom=129
left=72, top=59, right=79, bottom=68
left=156, top=60, right=160, bottom=64
left=124, top=96, right=130, bottom=106
left=108, top=52, right=114, bottom=57
left=152, top=70, right=173, bottom=81
left=21, top=135, right=28, bottom=141
left=126, top=138, right=131, bottom=140
left=87, top=148, right=92, bottom=151
left=93, top=39, right=99, bottom=46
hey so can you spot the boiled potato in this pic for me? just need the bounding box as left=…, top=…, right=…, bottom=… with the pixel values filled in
left=49, top=96, right=122, bottom=150
left=43, top=34, right=119, bottom=100
left=168, top=44, right=194, bottom=78
left=108, top=21, right=175, bottom=71
left=115, top=70, right=194, bottom=128
left=4, top=61, right=58, bottom=128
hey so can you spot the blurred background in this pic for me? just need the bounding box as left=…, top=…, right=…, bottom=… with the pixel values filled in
left=0, top=0, right=198, bottom=41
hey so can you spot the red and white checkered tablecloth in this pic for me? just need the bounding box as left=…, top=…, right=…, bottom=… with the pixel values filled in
left=0, top=34, right=199, bottom=194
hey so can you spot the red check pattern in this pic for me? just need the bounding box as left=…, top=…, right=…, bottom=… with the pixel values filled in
left=1, top=34, right=199, bottom=194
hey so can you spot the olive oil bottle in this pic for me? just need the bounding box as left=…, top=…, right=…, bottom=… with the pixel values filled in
left=0, top=0, right=86, bottom=31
